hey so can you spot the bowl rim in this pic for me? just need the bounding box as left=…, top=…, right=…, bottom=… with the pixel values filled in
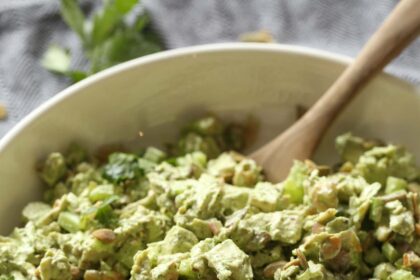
left=0, top=42, right=416, bottom=155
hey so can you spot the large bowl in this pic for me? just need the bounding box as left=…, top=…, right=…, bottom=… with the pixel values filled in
left=0, top=43, right=419, bottom=233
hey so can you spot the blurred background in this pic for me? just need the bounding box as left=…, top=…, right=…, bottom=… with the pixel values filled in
left=0, top=0, right=419, bottom=137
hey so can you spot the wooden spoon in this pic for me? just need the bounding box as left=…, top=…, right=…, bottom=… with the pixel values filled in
left=251, top=0, right=420, bottom=182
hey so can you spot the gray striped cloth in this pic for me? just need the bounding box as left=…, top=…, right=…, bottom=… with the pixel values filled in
left=0, top=0, right=419, bottom=137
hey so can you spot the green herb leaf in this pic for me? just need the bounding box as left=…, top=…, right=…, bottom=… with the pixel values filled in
left=91, top=6, right=122, bottom=47
left=42, top=45, right=88, bottom=82
left=91, top=0, right=139, bottom=47
left=95, top=195, right=119, bottom=227
left=45, top=0, right=162, bottom=82
left=68, top=70, right=88, bottom=83
left=90, top=28, right=161, bottom=73
left=115, top=0, right=139, bottom=14
left=60, top=0, right=86, bottom=43
left=103, top=153, right=143, bottom=183
left=134, top=11, right=150, bottom=31
left=41, top=45, right=71, bottom=74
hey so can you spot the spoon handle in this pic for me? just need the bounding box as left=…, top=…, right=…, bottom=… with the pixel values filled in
left=300, top=0, right=420, bottom=145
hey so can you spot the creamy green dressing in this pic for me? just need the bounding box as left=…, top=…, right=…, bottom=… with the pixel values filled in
left=0, top=117, right=419, bottom=280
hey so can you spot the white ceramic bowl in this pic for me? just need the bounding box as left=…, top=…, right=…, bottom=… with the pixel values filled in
left=1, top=43, right=419, bottom=234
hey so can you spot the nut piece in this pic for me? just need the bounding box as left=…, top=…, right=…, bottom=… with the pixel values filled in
left=0, top=103, right=7, bottom=120
left=415, top=224, right=420, bottom=236
left=84, top=270, right=124, bottom=280
left=208, top=222, right=220, bottom=236
left=296, top=249, right=309, bottom=269
left=239, top=30, right=275, bottom=43
left=263, top=260, right=287, bottom=278
left=70, top=266, right=81, bottom=278
left=92, top=228, right=116, bottom=243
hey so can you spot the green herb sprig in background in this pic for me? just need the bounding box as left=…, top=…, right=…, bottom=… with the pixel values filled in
left=42, top=0, right=163, bottom=83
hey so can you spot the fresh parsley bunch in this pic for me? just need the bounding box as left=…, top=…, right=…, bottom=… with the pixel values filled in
left=42, top=0, right=162, bottom=82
